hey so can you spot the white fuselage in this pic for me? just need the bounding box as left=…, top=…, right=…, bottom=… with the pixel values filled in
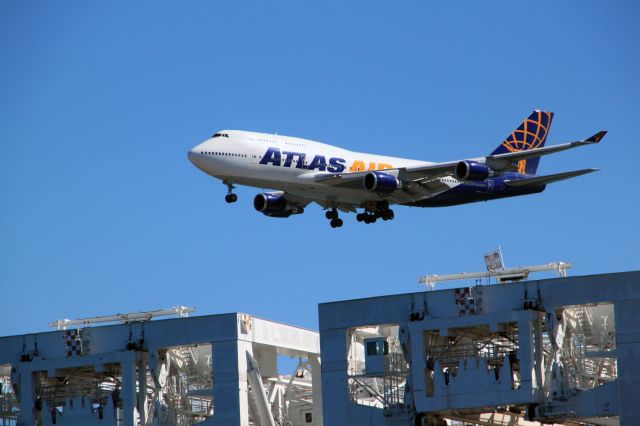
left=188, top=130, right=455, bottom=206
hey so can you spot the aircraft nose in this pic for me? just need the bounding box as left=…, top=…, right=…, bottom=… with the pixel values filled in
left=188, top=143, right=207, bottom=169
left=187, top=148, right=198, bottom=165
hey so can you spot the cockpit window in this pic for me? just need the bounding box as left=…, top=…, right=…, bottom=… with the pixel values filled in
left=212, top=133, right=229, bottom=138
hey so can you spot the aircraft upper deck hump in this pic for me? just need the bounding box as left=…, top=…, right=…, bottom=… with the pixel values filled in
left=490, top=110, right=554, bottom=175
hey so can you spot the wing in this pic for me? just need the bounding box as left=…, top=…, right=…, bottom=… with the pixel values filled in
left=313, top=165, right=455, bottom=200
left=314, top=163, right=456, bottom=188
left=314, top=131, right=606, bottom=189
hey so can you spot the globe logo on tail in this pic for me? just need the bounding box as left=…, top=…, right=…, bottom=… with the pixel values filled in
left=499, top=110, right=553, bottom=174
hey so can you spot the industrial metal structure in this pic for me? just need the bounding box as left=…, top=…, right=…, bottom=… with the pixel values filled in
left=48, top=307, right=196, bottom=330
left=419, top=247, right=573, bottom=289
left=2, top=271, right=639, bottom=426
left=0, top=312, right=321, bottom=426
left=319, top=271, right=640, bottom=425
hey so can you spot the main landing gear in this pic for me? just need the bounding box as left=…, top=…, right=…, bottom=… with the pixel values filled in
left=224, top=182, right=237, bottom=203
left=356, top=201, right=394, bottom=224
left=325, top=208, right=343, bottom=228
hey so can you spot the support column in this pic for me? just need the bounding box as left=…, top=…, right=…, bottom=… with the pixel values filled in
left=16, top=367, right=35, bottom=426
left=614, top=299, right=640, bottom=423
left=309, top=355, right=323, bottom=426
left=137, top=352, right=149, bottom=425
left=320, top=328, right=351, bottom=425
left=212, top=339, right=253, bottom=426
left=121, top=352, right=139, bottom=426
left=517, top=317, right=535, bottom=396
left=532, top=312, right=545, bottom=399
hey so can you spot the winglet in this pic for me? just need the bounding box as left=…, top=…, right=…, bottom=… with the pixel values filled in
left=586, top=130, right=607, bottom=143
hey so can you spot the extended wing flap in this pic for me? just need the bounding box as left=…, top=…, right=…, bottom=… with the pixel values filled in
left=399, top=163, right=458, bottom=181
left=314, top=163, right=457, bottom=189
left=314, top=172, right=367, bottom=189
left=409, top=177, right=452, bottom=196
left=504, top=168, right=599, bottom=187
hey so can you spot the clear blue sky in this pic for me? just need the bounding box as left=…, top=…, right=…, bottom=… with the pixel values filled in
left=1, top=1, right=638, bottom=337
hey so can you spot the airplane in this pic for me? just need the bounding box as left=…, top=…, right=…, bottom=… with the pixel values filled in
left=188, top=110, right=605, bottom=228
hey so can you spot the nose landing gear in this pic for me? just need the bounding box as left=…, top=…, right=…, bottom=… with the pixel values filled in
left=224, top=182, right=237, bottom=203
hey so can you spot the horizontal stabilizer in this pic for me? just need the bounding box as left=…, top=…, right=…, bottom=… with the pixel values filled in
left=504, top=168, right=599, bottom=187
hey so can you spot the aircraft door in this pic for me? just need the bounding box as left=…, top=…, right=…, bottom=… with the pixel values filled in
left=487, top=179, right=494, bottom=194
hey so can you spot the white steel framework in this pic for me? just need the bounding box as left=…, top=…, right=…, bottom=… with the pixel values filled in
left=0, top=312, right=321, bottom=426
left=320, top=271, right=640, bottom=425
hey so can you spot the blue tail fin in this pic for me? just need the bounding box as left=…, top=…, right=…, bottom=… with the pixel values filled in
left=491, top=110, right=554, bottom=175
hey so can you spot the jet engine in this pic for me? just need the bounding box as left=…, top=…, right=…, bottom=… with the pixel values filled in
left=253, top=193, right=304, bottom=218
left=455, top=160, right=494, bottom=180
left=363, top=171, right=402, bottom=193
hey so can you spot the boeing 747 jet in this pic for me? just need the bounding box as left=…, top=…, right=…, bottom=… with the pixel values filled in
left=188, top=111, right=605, bottom=227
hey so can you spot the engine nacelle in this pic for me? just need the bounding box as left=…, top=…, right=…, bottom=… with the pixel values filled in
left=455, top=160, right=493, bottom=180
left=253, top=193, right=304, bottom=218
left=363, top=171, right=402, bottom=193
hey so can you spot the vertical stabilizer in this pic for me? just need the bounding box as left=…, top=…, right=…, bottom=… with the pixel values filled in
left=491, top=110, right=554, bottom=175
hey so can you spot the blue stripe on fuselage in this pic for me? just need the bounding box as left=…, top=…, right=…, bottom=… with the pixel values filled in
left=403, top=174, right=546, bottom=207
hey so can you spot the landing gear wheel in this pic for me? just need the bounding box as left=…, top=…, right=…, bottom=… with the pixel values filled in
left=381, top=209, right=394, bottom=220
left=224, top=182, right=237, bottom=203
left=356, top=213, right=364, bottom=222
left=326, top=208, right=341, bottom=227
left=325, top=210, right=337, bottom=220
left=325, top=209, right=338, bottom=220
